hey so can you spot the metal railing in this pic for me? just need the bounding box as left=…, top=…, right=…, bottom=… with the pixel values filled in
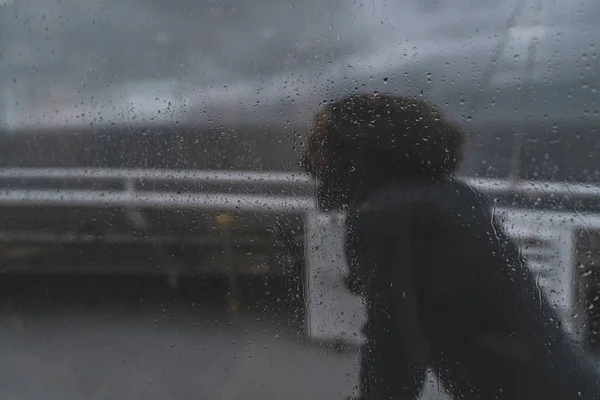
left=2, top=168, right=600, bottom=337
left=1, top=167, right=600, bottom=206
left=0, top=167, right=312, bottom=184
left=466, top=177, right=600, bottom=199
left=0, top=168, right=315, bottom=212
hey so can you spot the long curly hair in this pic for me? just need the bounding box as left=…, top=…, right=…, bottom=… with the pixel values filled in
left=300, top=93, right=464, bottom=210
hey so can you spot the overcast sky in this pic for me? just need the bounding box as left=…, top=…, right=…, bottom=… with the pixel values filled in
left=0, top=0, right=598, bottom=129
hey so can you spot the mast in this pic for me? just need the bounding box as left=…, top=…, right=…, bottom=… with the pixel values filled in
left=508, top=0, right=544, bottom=187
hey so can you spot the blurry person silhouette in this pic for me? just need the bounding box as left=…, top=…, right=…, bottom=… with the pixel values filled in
left=300, top=93, right=600, bottom=400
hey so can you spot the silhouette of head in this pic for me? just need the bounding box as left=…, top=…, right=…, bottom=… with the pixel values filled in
left=300, top=93, right=464, bottom=211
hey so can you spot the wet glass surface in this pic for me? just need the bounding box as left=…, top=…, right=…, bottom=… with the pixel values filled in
left=0, top=0, right=599, bottom=398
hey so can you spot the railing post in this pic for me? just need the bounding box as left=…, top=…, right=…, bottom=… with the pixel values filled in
left=217, top=213, right=239, bottom=315
left=556, top=227, right=583, bottom=344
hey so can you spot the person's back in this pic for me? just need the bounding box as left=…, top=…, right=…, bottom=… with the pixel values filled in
left=349, top=177, right=600, bottom=399
left=300, top=93, right=600, bottom=399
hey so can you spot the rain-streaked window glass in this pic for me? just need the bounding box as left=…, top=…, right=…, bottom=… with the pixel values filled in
left=1, top=0, right=599, bottom=398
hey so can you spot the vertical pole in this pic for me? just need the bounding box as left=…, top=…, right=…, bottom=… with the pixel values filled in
left=217, top=213, right=239, bottom=315
left=556, top=227, right=582, bottom=343
left=509, top=0, right=543, bottom=186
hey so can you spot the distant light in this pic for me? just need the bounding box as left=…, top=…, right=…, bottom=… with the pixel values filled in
left=156, top=32, right=169, bottom=44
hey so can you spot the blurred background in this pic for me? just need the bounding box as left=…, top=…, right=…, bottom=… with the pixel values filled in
left=0, top=0, right=599, bottom=398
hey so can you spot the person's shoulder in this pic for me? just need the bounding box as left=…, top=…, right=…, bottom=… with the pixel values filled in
left=352, top=179, right=449, bottom=235
left=358, top=178, right=489, bottom=213
left=353, top=179, right=494, bottom=240
left=357, top=180, right=434, bottom=213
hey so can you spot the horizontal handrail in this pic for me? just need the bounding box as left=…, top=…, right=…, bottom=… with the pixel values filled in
left=1, top=189, right=599, bottom=225
left=465, top=177, right=600, bottom=198
left=0, top=189, right=315, bottom=212
left=0, top=232, right=288, bottom=245
left=1, top=168, right=599, bottom=198
left=496, top=207, right=600, bottom=229
left=0, top=168, right=312, bottom=184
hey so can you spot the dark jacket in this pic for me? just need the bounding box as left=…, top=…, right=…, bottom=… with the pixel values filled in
left=345, top=178, right=600, bottom=400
